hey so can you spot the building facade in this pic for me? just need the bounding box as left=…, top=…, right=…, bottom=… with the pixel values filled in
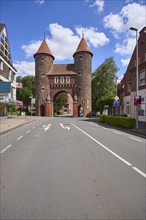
left=118, top=27, right=146, bottom=122
left=0, top=24, right=17, bottom=103
left=34, top=35, right=93, bottom=117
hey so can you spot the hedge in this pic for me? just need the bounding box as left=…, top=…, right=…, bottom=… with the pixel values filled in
left=99, top=115, right=136, bottom=129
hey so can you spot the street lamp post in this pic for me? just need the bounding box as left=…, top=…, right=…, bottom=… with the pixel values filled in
left=130, top=26, right=139, bottom=129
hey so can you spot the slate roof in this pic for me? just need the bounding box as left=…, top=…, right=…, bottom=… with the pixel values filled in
left=73, top=36, right=93, bottom=57
left=34, top=39, right=54, bottom=59
left=48, top=64, right=77, bottom=76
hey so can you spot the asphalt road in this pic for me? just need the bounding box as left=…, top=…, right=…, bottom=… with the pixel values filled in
left=0, top=117, right=145, bottom=220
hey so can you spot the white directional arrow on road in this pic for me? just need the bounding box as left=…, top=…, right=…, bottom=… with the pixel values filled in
left=44, top=124, right=51, bottom=131
left=60, top=123, right=70, bottom=130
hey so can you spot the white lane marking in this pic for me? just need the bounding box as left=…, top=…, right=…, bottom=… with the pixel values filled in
left=102, top=127, right=108, bottom=131
left=42, top=125, right=46, bottom=128
left=132, top=167, right=146, bottom=178
left=72, top=123, right=132, bottom=166
left=112, top=130, right=121, bottom=135
left=45, top=124, right=51, bottom=131
left=17, top=135, right=23, bottom=140
left=26, top=130, right=31, bottom=133
left=95, top=125, right=101, bottom=128
left=60, top=123, right=70, bottom=130
left=32, top=126, right=35, bottom=129
left=0, top=145, right=12, bottom=154
left=129, top=136, right=142, bottom=142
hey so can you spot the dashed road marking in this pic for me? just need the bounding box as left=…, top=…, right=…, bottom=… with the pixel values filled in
left=129, top=136, right=142, bottom=142
left=112, top=130, right=121, bottom=135
left=26, top=130, right=31, bottom=133
left=17, top=135, right=23, bottom=140
left=0, top=144, right=12, bottom=153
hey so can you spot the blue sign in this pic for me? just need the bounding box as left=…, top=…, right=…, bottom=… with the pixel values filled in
left=114, top=100, right=120, bottom=106
left=0, top=81, right=11, bottom=93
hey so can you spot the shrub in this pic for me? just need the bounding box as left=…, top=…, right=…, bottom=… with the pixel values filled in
left=99, top=115, right=136, bottom=129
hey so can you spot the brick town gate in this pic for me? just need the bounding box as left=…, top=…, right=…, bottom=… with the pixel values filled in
left=34, top=35, right=93, bottom=117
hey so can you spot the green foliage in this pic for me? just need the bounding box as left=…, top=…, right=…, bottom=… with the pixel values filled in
left=99, top=115, right=136, bottom=129
left=8, top=104, right=16, bottom=114
left=96, top=95, right=114, bottom=113
left=54, top=92, right=68, bottom=115
left=92, top=57, right=119, bottom=112
left=16, top=75, right=35, bottom=107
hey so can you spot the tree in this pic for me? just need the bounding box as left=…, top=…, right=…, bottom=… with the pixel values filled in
left=16, top=75, right=35, bottom=108
left=92, top=57, right=119, bottom=113
left=54, top=92, right=68, bottom=115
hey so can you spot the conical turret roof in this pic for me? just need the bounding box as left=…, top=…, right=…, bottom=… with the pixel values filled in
left=34, top=39, right=54, bottom=59
left=73, top=36, right=93, bottom=57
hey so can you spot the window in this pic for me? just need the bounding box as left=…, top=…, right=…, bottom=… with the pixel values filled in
left=139, top=71, right=145, bottom=86
left=0, top=61, right=3, bottom=70
left=41, top=72, right=45, bottom=77
left=127, top=82, right=132, bottom=92
left=41, top=87, right=45, bottom=91
left=60, top=77, right=64, bottom=84
left=66, top=76, right=70, bottom=83
left=54, top=77, right=58, bottom=84
left=138, top=98, right=146, bottom=116
left=126, top=101, right=131, bottom=114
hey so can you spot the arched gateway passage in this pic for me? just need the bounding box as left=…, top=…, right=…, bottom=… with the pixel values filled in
left=53, top=91, right=73, bottom=116
left=34, top=35, right=93, bottom=117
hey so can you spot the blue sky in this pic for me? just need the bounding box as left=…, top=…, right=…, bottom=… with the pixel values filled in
left=1, top=0, right=146, bottom=79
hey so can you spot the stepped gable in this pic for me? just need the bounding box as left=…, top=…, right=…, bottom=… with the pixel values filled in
left=73, top=36, right=93, bottom=57
left=34, top=39, right=54, bottom=59
left=48, top=64, right=77, bottom=75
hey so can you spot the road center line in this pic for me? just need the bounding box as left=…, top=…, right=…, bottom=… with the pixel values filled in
left=0, top=144, right=12, bottom=154
left=72, top=123, right=132, bottom=166
left=129, top=136, right=142, bottom=142
left=17, top=135, right=23, bottom=140
left=26, top=130, right=31, bottom=133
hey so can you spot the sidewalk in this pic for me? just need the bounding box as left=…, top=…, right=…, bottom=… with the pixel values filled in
left=0, top=116, right=40, bottom=135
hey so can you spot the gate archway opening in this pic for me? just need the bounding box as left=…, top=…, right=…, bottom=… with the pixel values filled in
left=78, top=105, right=84, bottom=117
left=53, top=91, right=73, bottom=117
left=40, top=104, right=45, bottom=116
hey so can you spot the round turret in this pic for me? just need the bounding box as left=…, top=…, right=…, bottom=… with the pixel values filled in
left=34, top=38, right=54, bottom=116
left=73, top=36, right=93, bottom=116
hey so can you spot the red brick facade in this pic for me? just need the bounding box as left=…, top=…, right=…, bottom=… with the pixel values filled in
left=118, top=27, right=146, bottom=121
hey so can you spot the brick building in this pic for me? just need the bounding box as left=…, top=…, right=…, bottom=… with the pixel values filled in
left=0, top=24, right=17, bottom=102
left=118, top=27, right=146, bottom=122
left=34, top=35, right=93, bottom=117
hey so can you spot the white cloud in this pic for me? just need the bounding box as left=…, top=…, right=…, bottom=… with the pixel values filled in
left=103, top=2, right=145, bottom=37
left=21, top=23, right=109, bottom=61
left=89, top=0, right=104, bottom=12
left=14, top=61, right=35, bottom=76
left=35, top=0, right=44, bottom=5
left=115, top=37, right=135, bottom=56
left=121, top=58, right=130, bottom=66
left=75, top=26, right=109, bottom=47
left=21, top=40, right=42, bottom=58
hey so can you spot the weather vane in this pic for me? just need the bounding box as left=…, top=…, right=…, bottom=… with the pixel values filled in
left=82, top=29, right=84, bottom=38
